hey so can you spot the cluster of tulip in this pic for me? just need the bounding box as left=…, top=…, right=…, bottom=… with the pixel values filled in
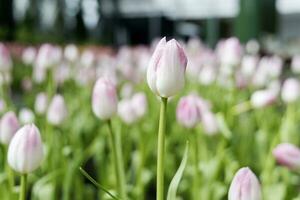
left=1, top=35, right=300, bottom=200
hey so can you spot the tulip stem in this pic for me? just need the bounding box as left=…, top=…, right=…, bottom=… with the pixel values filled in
left=192, top=132, right=200, bottom=200
left=157, top=97, right=168, bottom=200
left=107, top=120, right=127, bottom=199
left=19, top=174, right=27, bottom=200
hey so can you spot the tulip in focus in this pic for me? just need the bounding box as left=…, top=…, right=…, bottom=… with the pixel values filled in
left=147, top=37, right=188, bottom=97
left=47, top=94, right=68, bottom=126
left=92, top=77, right=118, bottom=120
left=281, top=78, right=300, bottom=104
left=273, top=143, right=300, bottom=170
left=0, top=111, right=19, bottom=145
left=228, top=167, right=262, bottom=200
left=8, top=124, right=44, bottom=174
left=34, top=92, right=48, bottom=115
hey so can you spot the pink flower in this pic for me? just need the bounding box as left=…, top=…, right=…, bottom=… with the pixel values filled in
left=47, top=95, right=68, bottom=125
left=0, top=111, right=19, bottom=145
left=273, top=143, right=300, bottom=170
left=147, top=37, right=188, bottom=97
left=228, top=167, right=262, bottom=200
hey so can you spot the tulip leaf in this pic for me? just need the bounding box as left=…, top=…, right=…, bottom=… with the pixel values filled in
left=79, top=167, right=121, bottom=200
left=167, top=141, right=189, bottom=200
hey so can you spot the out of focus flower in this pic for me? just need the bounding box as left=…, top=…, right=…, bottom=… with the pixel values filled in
left=35, top=44, right=62, bottom=69
left=0, top=111, right=19, bottom=145
left=54, top=63, right=71, bottom=86
left=131, top=92, right=147, bottom=118
left=273, top=143, right=300, bottom=170
left=228, top=167, right=262, bottom=200
left=22, top=47, right=36, bottom=65
left=245, top=39, right=260, bottom=55
left=120, top=83, right=134, bottom=99
left=241, top=55, right=258, bottom=78
left=176, top=94, right=202, bottom=129
left=64, top=44, right=79, bottom=62
left=0, top=43, right=12, bottom=72
left=250, top=89, right=277, bottom=108
left=147, top=37, right=188, bottom=97
left=80, top=50, right=94, bottom=68
left=92, top=77, right=118, bottom=120
left=34, top=92, right=48, bottom=115
left=291, top=55, right=300, bottom=74
left=8, top=124, right=44, bottom=174
left=219, top=37, right=242, bottom=67
left=47, top=94, right=68, bottom=126
left=33, top=67, right=46, bottom=83
left=19, top=108, right=35, bottom=124
left=201, top=111, right=219, bottom=135
left=281, top=78, right=300, bottom=103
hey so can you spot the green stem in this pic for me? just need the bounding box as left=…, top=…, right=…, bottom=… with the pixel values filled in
left=107, top=120, right=127, bottom=199
left=192, top=132, right=200, bottom=200
left=157, top=97, right=168, bottom=200
left=137, top=126, right=146, bottom=200
left=3, top=145, right=14, bottom=193
left=19, top=174, right=27, bottom=200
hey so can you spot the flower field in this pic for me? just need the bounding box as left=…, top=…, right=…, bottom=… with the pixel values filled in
left=0, top=37, right=300, bottom=200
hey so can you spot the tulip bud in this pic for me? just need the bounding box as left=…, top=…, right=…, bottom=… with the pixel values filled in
left=228, top=167, right=262, bottom=200
left=176, top=94, right=202, bottom=129
left=34, top=92, right=48, bottom=115
left=64, top=44, right=79, bottom=62
left=47, top=94, right=68, bottom=125
left=19, top=108, right=35, bottom=124
left=273, top=143, right=300, bottom=170
left=147, top=37, right=187, bottom=97
left=92, top=77, right=118, bottom=120
left=7, top=124, right=44, bottom=174
left=202, top=111, right=219, bottom=135
left=118, top=99, right=137, bottom=124
left=0, top=111, right=19, bottom=145
left=131, top=92, right=147, bottom=118
left=250, top=89, right=277, bottom=108
left=22, top=47, right=36, bottom=65
left=281, top=78, right=300, bottom=104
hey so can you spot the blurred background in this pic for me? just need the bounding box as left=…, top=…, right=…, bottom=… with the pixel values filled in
left=0, top=0, right=298, bottom=47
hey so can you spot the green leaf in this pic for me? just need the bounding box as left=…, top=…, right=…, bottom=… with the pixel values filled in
left=167, top=141, right=189, bottom=200
left=79, top=167, right=121, bottom=200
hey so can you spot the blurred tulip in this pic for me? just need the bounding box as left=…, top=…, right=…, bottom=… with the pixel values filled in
left=228, top=167, right=262, bottom=200
left=19, top=108, right=35, bottom=124
left=219, top=37, right=242, bottom=67
left=35, top=44, right=61, bottom=69
left=8, top=124, right=44, bottom=174
left=250, top=89, right=277, bottom=108
left=202, top=111, right=219, bottom=135
left=147, top=37, right=188, bottom=97
left=80, top=50, right=94, bottom=68
left=291, top=55, right=300, bottom=74
left=0, top=111, right=19, bottom=145
left=47, top=95, right=68, bottom=125
left=118, top=99, right=137, bottom=124
left=0, top=43, right=12, bottom=72
left=22, top=47, right=36, bottom=65
left=131, top=92, right=147, bottom=118
left=64, top=44, right=79, bottom=62
left=241, top=55, right=258, bottom=78
left=281, top=78, right=300, bottom=103
left=92, top=77, right=118, bottom=120
left=120, top=83, right=134, bottom=99
left=245, top=39, right=260, bottom=55
left=34, top=92, right=48, bottom=115
left=176, top=94, right=202, bottom=129
left=273, top=143, right=300, bottom=170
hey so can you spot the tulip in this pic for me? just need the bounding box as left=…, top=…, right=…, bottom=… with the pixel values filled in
left=131, top=92, right=147, bottom=118
left=35, top=44, right=61, bottom=69
left=281, top=78, right=300, bottom=104
left=7, top=124, right=44, bottom=200
left=92, top=77, right=118, bottom=120
left=19, top=108, right=35, bottom=125
left=64, top=44, right=79, bottom=62
left=34, top=92, right=48, bottom=115
left=228, top=167, right=262, bottom=200
left=202, top=111, right=219, bottom=135
left=0, top=111, right=19, bottom=145
left=0, top=43, right=12, bottom=72
left=22, top=47, right=36, bottom=65
left=47, top=94, right=68, bottom=126
left=291, top=55, right=300, bottom=74
left=219, top=37, right=242, bottom=67
left=147, top=37, right=188, bottom=98
left=273, top=143, right=300, bottom=170
left=250, top=89, right=277, bottom=108
left=118, top=99, right=137, bottom=125
left=176, top=94, right=202, bottom=129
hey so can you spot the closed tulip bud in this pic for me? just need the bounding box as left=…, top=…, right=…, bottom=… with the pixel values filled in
left=228, top=167, right=262, bottom=200
left=176, top=94, right=202, bottom=129
left=19, top=108, right=35, bottom=124
left=202, top=111, right=219, bottom=135
left=92, top=77, right=118, bottom=120
left=131, top=92, right=147, bottom=118
left=64, top=44, right=79, bottom=62
left=250, top=89, right=277, bottom=108
left=47, top=95, right=68, bottom=125
left=34, top=92, right=48, bottom=115
left=281, top=78, right=300, bottom=103
left=273, top=143, right=300, bottom=170
left=0, top=111, right=19, bottom=145
left=147, top=37, right=188, bottom=97
left=22, top=47, right=36, bottom=65
left=118, top=99, right=137, bottom=124
left=7, top=124, right=44, bottom=174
